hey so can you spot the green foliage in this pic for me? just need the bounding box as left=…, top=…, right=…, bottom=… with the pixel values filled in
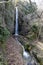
left=0, top=26, right=10, bottom=43
left=24, top=43, right=32, bottom=52
left=26, top=25, right=39, bottom=40
left=19, top=1, right=37, bottom=14
left=5, top=1, right=14, bottom=32
left=31, top=25, right=38, bottom=33
left=26, top=32, right=36, bottom=40
left=0, top=52, right=8, bottom=65
left=31, top=25, right=39, bottom=38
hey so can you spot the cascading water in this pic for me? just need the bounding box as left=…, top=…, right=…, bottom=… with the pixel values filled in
left=15, top=6, right=18, bottom=35
left=15, top=6, right=39, bottom=65
left=15, top=6, right=31, bottom=60
left=15, top=40, right=37, bottom=65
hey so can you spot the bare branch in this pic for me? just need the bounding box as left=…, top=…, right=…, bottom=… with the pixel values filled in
left=0, top=0, right=10, bottom=4
left=35, top=11, right=43, bottom=18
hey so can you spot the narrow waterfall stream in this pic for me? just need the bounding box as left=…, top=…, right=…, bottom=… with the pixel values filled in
left=15, top=7, right=18, bottom=35
left=15, top=6, right=40, bottom=65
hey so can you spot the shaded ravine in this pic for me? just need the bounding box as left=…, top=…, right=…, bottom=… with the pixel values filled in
left=15, top=37, right=40, bottom=65
left=14, top=6, right=40, bottom=65
left=0, top=36, right=40, bottom=65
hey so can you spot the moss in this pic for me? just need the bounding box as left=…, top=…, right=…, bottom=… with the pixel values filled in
left=37, top=58, right=43, bottom=65
left=0, top=51, right=8, bottom=65
left=24, top=43, right=32, bottom=52
left=32, top=52, right=43, bottom=65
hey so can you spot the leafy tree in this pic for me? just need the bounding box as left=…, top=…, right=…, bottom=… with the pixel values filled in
left=0, top=26, right=10, bottom=43
left=18, top=0, right=37, bottom=15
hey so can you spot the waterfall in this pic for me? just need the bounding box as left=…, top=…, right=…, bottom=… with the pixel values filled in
left=15, top=6, right=38, bottom=65
left=15, top=6, right=18, bottom=35
left=15, top=6, right=31, bottom=59
left=23, top=49, right=31, bottom=59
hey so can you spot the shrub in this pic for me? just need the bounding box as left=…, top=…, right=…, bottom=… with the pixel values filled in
left=0, top=26, right=10, bottom=43
left=24, top=43, right=32, bottom=52
left=31, top=25, right=39, bottom=37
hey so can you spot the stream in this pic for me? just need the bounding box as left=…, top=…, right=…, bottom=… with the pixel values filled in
left=15, top=6, right=40, bottom=65
left=15, top=38, right=40, bottom=65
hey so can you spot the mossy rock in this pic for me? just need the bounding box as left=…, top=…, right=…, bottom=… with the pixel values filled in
left=24, top=43, right=32, bottom=52
left=37, top=57, right=43, bottom=65
left=32, top=51, right=43, bottom=65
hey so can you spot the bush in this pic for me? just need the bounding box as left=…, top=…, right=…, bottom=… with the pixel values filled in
left=18, top=1, right=37, bottom=14
left=31, top=25, right=39, bottom=37
left=32, top=25, right=38, bottom=33
left=26, top=25, right=39, bottom=40
left=24, top=43, right=32, bottom=52
left=0, top=26, right=10, bottom=43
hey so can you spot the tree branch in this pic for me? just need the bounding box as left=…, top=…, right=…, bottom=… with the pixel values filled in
left=0, top=0, right=11, bottom=4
